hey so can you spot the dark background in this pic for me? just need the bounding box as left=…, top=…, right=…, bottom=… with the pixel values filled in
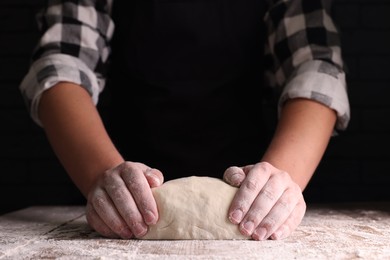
left=1, top=0, right=390, bottom=214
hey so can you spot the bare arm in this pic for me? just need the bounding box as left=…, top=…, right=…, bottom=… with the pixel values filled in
left=38, top=82, right=124, bottom=196
left=223, top=0, right=345, bottom=239
left=38, top=82, right=162, bottom=239
left=262, top=98, right=337, bottom=190
left=224, top=98, right=336, bottom=240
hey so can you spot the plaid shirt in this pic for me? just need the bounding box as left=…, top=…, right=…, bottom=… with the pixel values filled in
left=19, top=0, right=350, bottom=131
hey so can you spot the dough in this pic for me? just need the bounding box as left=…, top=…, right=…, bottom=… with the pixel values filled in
left=141, top=176, right=249, bottom=240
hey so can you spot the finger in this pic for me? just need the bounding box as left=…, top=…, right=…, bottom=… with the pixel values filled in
left=103, top=171, right=149, bottom=238
left=239, top=170, right=288, bottom=237
left=270, top=200, right=306, bottom=240
left=242, top=164, right=256, bottom=174
left=252, top=183, right=302, bottom=240
left=89, top=189, right=133, bottom=239
left=120, top=162, right=159, bottom=226
left=228, top=163, right=271, bottom=226
left=223, top=166, right=247, bottom=187
left=144, top=167, right=164, bottom=188
left=85, top=202, right=124, bottom=239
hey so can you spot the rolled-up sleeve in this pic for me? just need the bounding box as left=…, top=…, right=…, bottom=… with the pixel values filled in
left=264, top=0, right=350, bottom=131
left=19, top=0, right=115, bottom=127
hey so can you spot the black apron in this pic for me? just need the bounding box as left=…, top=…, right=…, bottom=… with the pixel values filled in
left=106, top=0, right=270, bottom=180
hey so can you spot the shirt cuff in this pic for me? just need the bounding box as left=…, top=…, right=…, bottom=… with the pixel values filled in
left=19, top=53, right=104, bottom=127
left=278, top=60, right=350, bottom=132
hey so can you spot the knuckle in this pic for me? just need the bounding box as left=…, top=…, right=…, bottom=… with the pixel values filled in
left=271, top=170, right=289, bottom=184
left=278, top=170, right=290, bottom=180
left=111, top=188, right=128, bottom=203
left=289, top=184, right=304, bottom=202
left=257, top=161, right=273, bottom=173
left=262, top=216, right=277, bottom=230
left=121, top=168, right=139, bottom=185
left=291, top=182, right=300, bottom=192
left=244, top=179, right=258, bottom=191
left=299, top=200, right=307, bottom=212
left=91, top=195, right=107, bottom=211
left=245, top=209, right=262, bottom=222
left=278, top=198, right=292, bottom=212
left=119, top=162, right=136, bottom=177
left=101, top=170, right=114, bottom=186
left=128, top=180, right=143, bottom=195
left=102, top=217, right=125, bottom=234
left=121, top=210, right=139, bottom=225
left=123, top=161, right=136, bottom=170
left=261, top=188, right=276, bottom=201
left=108, top=222, right=125, bottom=235
left=128, top=219, right=140, bottom=229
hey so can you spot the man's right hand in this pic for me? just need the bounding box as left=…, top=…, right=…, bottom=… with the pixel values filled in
left=85, top=161, right=164, bottom=239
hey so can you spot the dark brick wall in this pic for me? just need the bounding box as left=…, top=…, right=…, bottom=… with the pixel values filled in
left=1, top=0, right=389, bottom=214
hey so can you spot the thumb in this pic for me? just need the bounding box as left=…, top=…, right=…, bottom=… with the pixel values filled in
left=144, top=168, right=164, bottom=188
left=223, top=166, right=246, bottom=187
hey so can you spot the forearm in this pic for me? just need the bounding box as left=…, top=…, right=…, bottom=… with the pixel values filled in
left=38, top=82, right=124, bottom=197
left=262, top=98, right=337, bottom=190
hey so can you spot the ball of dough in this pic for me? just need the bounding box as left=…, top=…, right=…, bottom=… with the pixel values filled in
left=141, top=176, right=249, bottom=240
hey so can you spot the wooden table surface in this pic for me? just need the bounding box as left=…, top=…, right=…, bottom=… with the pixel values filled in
left=1, top=203, right=390, bottom=259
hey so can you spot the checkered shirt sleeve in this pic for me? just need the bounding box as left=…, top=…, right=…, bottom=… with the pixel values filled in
left=19, top=0, right=114, bottom=126
left=20, top=0, right=350, bottom=131
left=264, top=0, right=350, bottom=131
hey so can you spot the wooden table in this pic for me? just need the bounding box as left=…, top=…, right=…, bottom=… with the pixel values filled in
left=1, top=203, right=390, bottom=259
